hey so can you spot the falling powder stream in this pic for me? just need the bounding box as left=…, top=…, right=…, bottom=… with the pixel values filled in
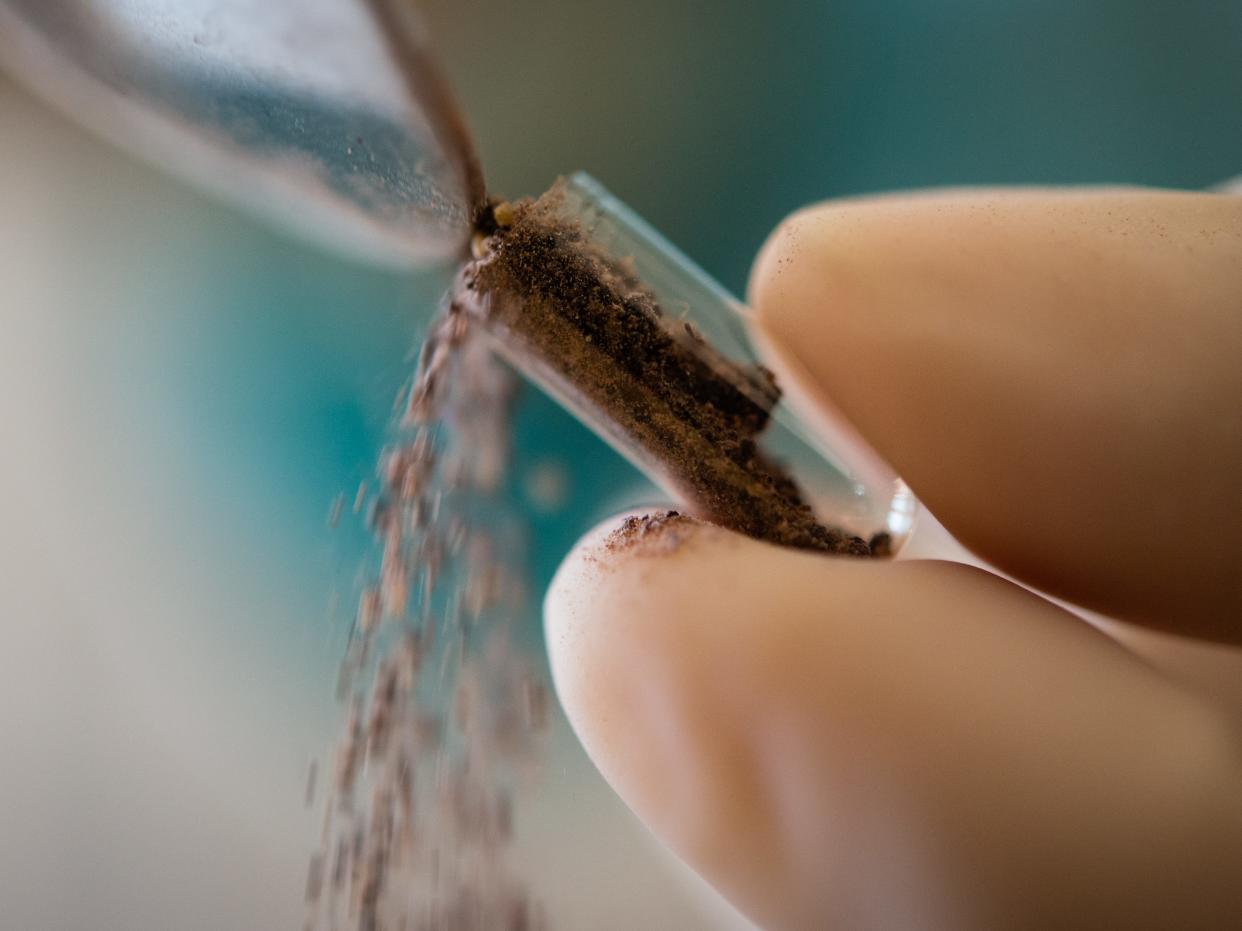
left=306, top=302, right=550, bottom=931
left=299, top=172, right=879, bottom=930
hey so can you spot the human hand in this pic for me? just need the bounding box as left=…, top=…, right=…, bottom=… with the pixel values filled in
left=545, top=187, right=1242, bottom=930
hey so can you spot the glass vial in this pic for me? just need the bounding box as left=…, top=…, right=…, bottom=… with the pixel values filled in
left=465, top=172, right=917, bottom=553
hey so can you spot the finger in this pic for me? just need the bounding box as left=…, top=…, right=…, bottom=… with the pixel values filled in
left=748, top=187, right=1242, bottom=640
left=546, top=514, right=1242, bottom=930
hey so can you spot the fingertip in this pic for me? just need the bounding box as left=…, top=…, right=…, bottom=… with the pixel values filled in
left=544, top=510, right=731, bottom=734
left=544, top=511, right=718, bottom=678
left=543, top=506, right=1238, bottom=928
left=747, top=202, right=846, bottom=357
left=745, top=188, right=1242, bottom=635
left=544, top=512, right=749, bottom=856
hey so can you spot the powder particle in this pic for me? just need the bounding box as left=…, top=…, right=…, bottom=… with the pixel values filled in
left=305, top=759, right=319, bottom=810
left=328, top=493, right=345, bottom=529
left=522, top=458, right=570, bottom=514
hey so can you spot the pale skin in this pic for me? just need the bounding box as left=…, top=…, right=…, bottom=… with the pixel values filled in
left=544, top=188, right=1242, bottom=930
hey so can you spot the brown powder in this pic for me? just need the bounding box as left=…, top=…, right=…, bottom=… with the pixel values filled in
left=457, top=182, right=873, bottom=557
left=867, top=531, right=894, bottom=558
left=308, top=311, right=547, bottom=931
left=604, top=510, right=700, bottom=557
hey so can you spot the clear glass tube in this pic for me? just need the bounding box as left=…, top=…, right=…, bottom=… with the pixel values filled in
left=471, top=173, right=917, bottom=553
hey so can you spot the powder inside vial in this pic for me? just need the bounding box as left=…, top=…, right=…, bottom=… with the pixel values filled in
left=459, top=181, right=873, bottom=557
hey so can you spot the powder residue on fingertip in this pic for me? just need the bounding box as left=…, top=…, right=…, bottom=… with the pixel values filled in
left=602, top=510, right=702, bottom=558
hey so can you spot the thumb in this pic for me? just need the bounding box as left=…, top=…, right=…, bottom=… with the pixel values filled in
left=545, top=513, right=1242, bottom=930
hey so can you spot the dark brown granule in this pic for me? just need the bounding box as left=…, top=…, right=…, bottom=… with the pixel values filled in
left=867, top=531, right=893, bottom=558
left=457, top=183, right=873, bottom=557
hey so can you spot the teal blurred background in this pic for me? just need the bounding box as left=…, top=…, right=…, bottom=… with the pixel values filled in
left=1, top=2, right=1240, bottom=928
left=423, top=0, right=1242, bottom=294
